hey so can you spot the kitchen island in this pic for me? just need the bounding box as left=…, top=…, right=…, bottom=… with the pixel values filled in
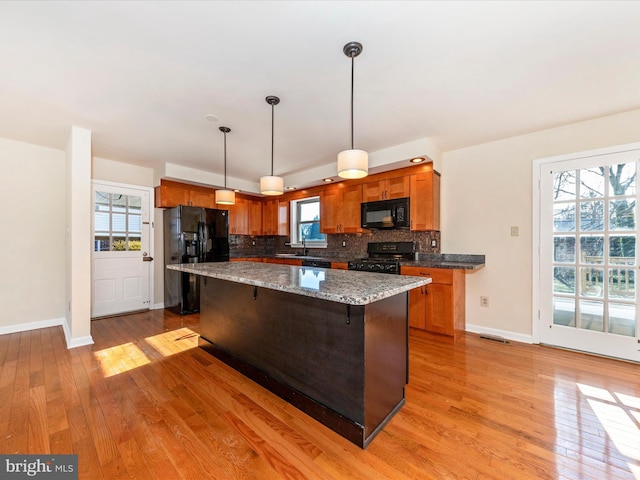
left=167, top=261, right=430, bottom=448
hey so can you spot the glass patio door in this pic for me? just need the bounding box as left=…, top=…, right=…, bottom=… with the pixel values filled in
left=539, top=148, right=640, bottom=362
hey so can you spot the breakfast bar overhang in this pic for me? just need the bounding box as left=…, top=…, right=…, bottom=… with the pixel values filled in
left=167, top=262, right=430, bottom=448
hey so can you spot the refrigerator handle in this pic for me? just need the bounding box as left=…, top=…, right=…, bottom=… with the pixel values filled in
left=199, top=220, right=207, bottom=262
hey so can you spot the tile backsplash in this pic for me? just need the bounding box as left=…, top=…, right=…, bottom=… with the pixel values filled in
left=231, top=230, right=440, bottom=259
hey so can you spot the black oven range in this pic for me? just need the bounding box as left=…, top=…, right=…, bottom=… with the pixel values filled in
left=347, top=241, right=415, bottom=274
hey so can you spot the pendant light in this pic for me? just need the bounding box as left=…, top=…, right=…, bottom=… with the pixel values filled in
left=260, top=95, right=284, bottom=196
left=215, top=126, right=235, bottom=205
left=337, top=41, right=368, bottom=179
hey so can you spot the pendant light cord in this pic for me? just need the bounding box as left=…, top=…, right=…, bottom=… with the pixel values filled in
left=223, top=131, right=227, bottom=189
left=350, top=54, right=355, bottom=150
left=271, top=102, right=275, bottom=176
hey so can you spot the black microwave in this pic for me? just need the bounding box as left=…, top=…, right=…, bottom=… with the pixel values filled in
left=361, top=197, right=410, bottom=229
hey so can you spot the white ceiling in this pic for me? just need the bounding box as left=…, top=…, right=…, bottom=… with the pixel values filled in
left=2, top=1, right=640, bottom=192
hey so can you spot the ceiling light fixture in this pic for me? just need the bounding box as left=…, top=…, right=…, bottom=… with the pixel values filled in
left=337, top=41, right=368, bottom=179
left=410, top=157, right=425, bottom=164
left=215, top=126, right=235, bottom=205
left=260, top=95, right=284, bottom=196
left=323, top=178, right=334, bottom=183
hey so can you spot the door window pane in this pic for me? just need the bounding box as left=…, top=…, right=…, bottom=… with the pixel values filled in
left=580, top=201, right=604, bottom=231
left=580, top=236, right=604, bottom=264
left=554, top=203, right=576, bottom=232
left=609, top=200, right=635, bottom=230
left=579, top=300, right=604, bottom=332
left=554, top=237, right=575, bottom=263
left=554, top=267, right=575, bottom=294
left=609, top=268, right=635, bottom=300
left=608, top=303, right=636, bottom=337
left=94, top=191, right=143, bottom=252
left=554, top=171, right=576, bottom=201
left=609, top=235, right=635, bottom=264
left=609, top=163, right=636, bottom=196
left=580, top=167, right=605, bottom=198
left=580, top=267, right=604, bottom=298
left=553, top=297, right=575, bottom=327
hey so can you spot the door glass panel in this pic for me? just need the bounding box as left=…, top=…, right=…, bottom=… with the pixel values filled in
left=554, top=203, right=576, bottom=232
left=554, top=171, right=577, bottom=201
left=579, top=299, right=604, bottom=332
left=609, top=268, right=635, bottom=300
left=554, top=266, right=575, bottom=294
left=580, top=201, right=604, bottom=231
left=580, top=267, right=604, bottom=298
left=553, top=297, right=575, bottom=327
left=554, top=236, right=575, bottom=262
left=579, top=235, right=604, bottom=264
left=580, top=167, right=605, bottom=198
left=94, top=191, right=143, bottom=252
left=609, top=163, right=636, bottom=196
left=609, top=200, right=635, bottom=230
left=608, top=303, right=636, bottom=336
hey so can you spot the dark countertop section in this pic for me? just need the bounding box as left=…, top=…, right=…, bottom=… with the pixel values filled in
left=401, top=254, right=485, bottom=271
left=232, top=253, right=485, bottom=271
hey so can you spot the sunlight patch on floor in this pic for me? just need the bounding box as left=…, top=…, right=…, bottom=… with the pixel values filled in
left=576, top=382, right=640, bottom=478
left=94, top=327, right=199, bottom=377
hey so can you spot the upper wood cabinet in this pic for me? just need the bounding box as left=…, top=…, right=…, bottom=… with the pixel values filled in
left=362, top=176, right=410, bottom=202
left=228, top=196, right=248, bottom=235
left=262, top=199, right=289, bottom=236
left=155, top=181, right=216, bottom=208
left=410, top=171, right=440, bottom=231
left=320, top=183, right=367, bottom=234
left=247, top=198, right=263, bottom=236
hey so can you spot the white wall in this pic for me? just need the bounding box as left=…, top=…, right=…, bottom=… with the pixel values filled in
left=0, top=138, right=66, bottom=332
left=442, top=108, right=640, bottom=341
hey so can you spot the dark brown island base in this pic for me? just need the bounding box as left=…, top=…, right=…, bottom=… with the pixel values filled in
left=167, top=261, right=430, bottom=448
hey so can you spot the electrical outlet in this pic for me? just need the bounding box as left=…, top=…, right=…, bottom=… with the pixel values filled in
left=510, top=226, right=519, bottom=237
left=252, top=240, right=256, bottom=246
left=480, top=296, right=489, bottom=307
left=431, top=239, right=437, bottom=247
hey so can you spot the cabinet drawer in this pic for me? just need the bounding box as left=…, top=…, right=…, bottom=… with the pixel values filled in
left=401, top=266, right=453, bottom=285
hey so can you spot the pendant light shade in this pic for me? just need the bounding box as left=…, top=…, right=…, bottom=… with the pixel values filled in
left=338, top=41, right=368, bottom=179
left=260, top=95, right=284, bottom=196
left=215, top=126, right=235, bottom=205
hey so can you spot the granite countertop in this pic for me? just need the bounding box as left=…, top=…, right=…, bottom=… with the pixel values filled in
left=401, top=254, right=485, bottom=271
left=167, top=261, right=430, bottom=306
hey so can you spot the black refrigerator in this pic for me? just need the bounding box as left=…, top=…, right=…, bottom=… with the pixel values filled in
left=164, top=205, right=229, bottom=314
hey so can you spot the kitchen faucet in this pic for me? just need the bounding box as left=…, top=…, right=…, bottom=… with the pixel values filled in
left=302, top=236, right=308, bottom=256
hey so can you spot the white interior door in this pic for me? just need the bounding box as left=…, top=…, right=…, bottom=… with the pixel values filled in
left=538, top=146, right=640, bottom=362
left=92, top=181, right=153, bottom=318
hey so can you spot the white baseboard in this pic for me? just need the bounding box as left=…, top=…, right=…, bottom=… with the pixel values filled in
left=0, top=317, right=64, bottom=336
left=61, top=321, right=94, bottom=349
left=466, top=323, right=533, bottom=344
left=152, top=302, right=165, bottom=310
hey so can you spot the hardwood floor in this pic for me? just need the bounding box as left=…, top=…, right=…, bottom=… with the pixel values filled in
left=1, top=309, right=639, bottom=479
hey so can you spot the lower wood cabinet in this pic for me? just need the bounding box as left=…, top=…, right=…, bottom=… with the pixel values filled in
left=401, top=266, right=465, bottom=339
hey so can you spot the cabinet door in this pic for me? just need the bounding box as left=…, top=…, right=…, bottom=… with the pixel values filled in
left=247, top=199, right=263, bottom=236
left=262, top=199, right=278, bottom=235
left=155, top=185, right=190, bottom=208
left=425, top=283, right=453, bottom=336
left=385, top=176, right=410, bottom=199
left=228, top=197, right=248, bottom=235
left=331, top=262, right=348, bottom=270
left=362, top=181, right=385, bottom=202
left=339, top=184, right=365, bottom=233
left=277, top=200, right=289, bottom=236
left=320, top=186, right=340, bottom=234
left=410, top=171, right=440, bottom=231
left=189, top=190, right=215, bottom=208
left=362, top=177, right=409, bottom=201
left=408, top=287, right=426, bottom=329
